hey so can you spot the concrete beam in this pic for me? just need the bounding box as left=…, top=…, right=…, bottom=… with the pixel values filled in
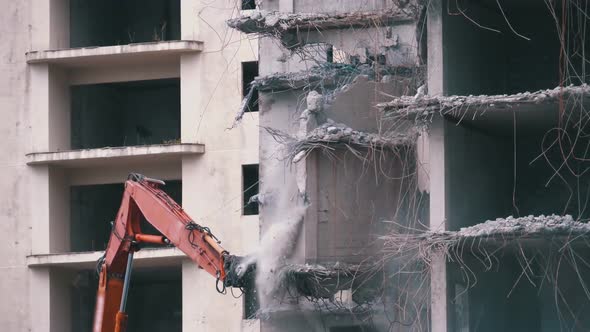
left=26, top=143, right=205, bottom=168
left=27, top=247, right=185, bottom=269
left=26, top=40, right=203, bottom=67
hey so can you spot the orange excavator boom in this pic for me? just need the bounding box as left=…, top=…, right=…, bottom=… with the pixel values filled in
left=92, top=173, right=251, bottom=332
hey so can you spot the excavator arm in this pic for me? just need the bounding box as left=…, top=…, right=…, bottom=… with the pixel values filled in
left=92, top=173, right=251, bottom=332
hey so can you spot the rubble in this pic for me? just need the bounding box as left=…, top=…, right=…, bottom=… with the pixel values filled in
left=292, top=121, right=415, bottom=159
left=227, top=9, right=416, bottom=36
left=377, top=84, right=590, bottom=119
left=306, top=121, right=413, bottom=146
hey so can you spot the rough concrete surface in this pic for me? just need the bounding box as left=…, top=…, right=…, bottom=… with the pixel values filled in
left=227, top=8, right=416, bottom=35
left=378, top=84, right=590, bottom=117
left=292, top=121, right=415, bottom=160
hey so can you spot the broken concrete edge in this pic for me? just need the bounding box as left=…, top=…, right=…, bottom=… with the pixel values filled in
left=377, top=84, right=590, bottom=118
left=381, top=214, right=590, bottom=254
left=25, top=40, right=204, bottom=64
left=264, top=123, right=416, bottom=164
left=25, top=143, right=204, bottom=165
left=254, top=262, right=382, bottom=309
left=291, top=122, right=416, bottom=162
left=254, top=63, right=419, bottom=93
left=227, top=8, right=417, bottom=35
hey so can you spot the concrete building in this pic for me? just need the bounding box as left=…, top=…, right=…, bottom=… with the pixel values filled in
left=1, top=0, right=260, bottom=331
left=3, top=0, right=590, bottom=331
left=229, top=0, right=590, bottom=331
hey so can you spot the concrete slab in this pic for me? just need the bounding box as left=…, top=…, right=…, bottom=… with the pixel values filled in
left=26, top=40, right=203, bottom=67
left=26, top=143, right=205, bottom=168
left=26, top=247, right=185, bottom=269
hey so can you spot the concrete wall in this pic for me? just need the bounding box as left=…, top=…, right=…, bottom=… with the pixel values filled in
left=0, top=0, right=32, bottom=330
left=179, top=0, right=259, bottom=331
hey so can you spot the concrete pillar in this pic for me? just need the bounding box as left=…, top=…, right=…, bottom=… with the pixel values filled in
left=427, top=1, right=449, bottom=331
left=31, top=166, right=69, bottom=254
left=29, top=267, right=72, bottom=332
left=427, top=0, right=444, bottom=96
left=181, top=0, right=201, bottom=41
left=29, top=268, right=51, bottom=332
left=30, top=64, right=70, bottom=153
left=180, top=53, right=203, bottom=143
left=182, top=260, right=243, bottom=332
left=429, top=118, right=449, bottom=332
left=31, top=0, right=69, bottom=50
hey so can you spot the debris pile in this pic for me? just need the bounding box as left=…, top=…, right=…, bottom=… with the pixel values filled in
left=378, top=84, right=590, bottom=119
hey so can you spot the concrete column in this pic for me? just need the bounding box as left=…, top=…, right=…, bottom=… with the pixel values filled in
left=427, top=0, right=444, bottom=96
left=429, top=118, right=448, bottom=332
left=182, top=260, right=243, bottom=332
left=181, top=0, right=201, bottom=41
left=30, top=64, right=51, bottom=152
left=427, top=1, right=449, bottom=331
left=30, top=64, right=70, bottom=153
left=29, top=268, right=51, bottom=332
left=31, top=166, right=69, bottom=254
left=31, top=0, right=69, bottom=50
left=180, top=53, right=203, bottom=144
left=30, top=267, right=72, bottom=332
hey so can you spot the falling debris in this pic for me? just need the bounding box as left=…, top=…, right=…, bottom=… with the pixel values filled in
left=229, top=84, right=257, bottom=129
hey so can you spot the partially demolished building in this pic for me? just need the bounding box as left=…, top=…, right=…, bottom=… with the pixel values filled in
left=230, top=0, right=590, bottom=331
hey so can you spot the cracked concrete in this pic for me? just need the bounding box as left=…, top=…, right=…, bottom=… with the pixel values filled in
left=227, top=9, right=416, bottom=36
left=378, top=84, right=590, bottom=118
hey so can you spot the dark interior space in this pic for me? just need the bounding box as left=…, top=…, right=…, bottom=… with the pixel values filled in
left=242, top=61, right=259, bottom=112
left=242, top=0, right=256, bottom=10
left=71, top=266, right=182, bottom=332
left=71, top=78, right=180, bottom=150
left=243, top=273, right=259, bottom=319
left=242, top=164, right=259, bottom=215
left=446, top=103, right=590, bottom=232
left=443, top=0, right=590, bottom=95
left=449, top=248, right=590, bottom=331
left=70, top=0, right=181, bottom=48
left=70, top=180, right=182, bottom=252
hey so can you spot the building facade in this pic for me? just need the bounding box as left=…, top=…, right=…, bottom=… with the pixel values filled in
left=1, top=0, right=259, bottom=331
